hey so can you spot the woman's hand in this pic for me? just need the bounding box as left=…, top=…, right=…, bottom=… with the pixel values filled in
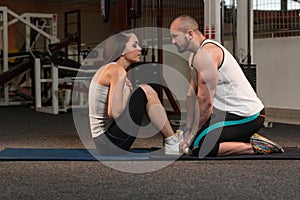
left=122, top=77, right=133, bottom=106
left=124, top=77, right=133, bottom=90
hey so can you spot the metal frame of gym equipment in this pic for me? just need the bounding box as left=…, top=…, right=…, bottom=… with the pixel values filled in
left=35, top=10, right=89, bottom=115
left=34, top=58, right=93, bottom=114
left=0, top=6, right=59, bottom=107
left=42, top=10, right=86, bottom=114
left=0, top=7, right=86, bottom=115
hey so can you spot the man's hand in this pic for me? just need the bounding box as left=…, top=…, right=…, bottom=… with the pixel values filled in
left=179, top=131, right=194, bottom=155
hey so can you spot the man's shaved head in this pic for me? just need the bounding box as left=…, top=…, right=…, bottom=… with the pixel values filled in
left=170, top=15, right=199, bottom=33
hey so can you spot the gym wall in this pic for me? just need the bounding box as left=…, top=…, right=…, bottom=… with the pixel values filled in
left=254, top=36, right=300, bottom=111
left=1, top=0, right=120, bottom=49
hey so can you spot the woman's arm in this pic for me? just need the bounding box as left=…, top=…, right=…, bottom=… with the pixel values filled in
left=107, top=64, right=130, bottom=118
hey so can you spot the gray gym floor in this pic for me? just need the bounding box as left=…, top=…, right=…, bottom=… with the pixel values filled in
left=0, top=106, right=299, bottom=199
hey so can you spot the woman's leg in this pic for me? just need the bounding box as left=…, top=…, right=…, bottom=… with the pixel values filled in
left=95, top=85, right=181, bottom=155
left=140, top=85, right=182, bottom=155
left=139, top=84, right=176, bottom=138
left=94, top=87, right=148, bottom=155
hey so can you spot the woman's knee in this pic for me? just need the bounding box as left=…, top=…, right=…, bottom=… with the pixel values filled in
left=139, top=84, right=159, bottom=101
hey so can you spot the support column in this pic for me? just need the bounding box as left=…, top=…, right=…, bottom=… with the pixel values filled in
left=204, top=0, right=221, bottom=42
left=237, top=0, right=253, bottom=64
left=119, top=0, right=130, bottom=29
left=34, top=58, right=42, bottom=109
left=281, top=0, right=288, bottom=12
left=2, top=8, right=9, bottom=103
left=51, top=64, right=59, bottom=114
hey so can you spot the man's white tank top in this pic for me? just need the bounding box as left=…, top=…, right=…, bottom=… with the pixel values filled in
left=192, top=39, right=264, bottom=117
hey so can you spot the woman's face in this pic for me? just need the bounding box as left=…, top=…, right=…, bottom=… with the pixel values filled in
left=122, top=34, right=142, bottom=63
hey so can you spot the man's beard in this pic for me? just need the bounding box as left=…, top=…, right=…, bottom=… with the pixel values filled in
left=177, top=37, right=190, bottom=53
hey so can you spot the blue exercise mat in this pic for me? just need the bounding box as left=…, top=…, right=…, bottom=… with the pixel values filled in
left=0, top=148, right=150, bottom=161
left=0, top=147, right=299, bottom=161
left=0, top=148, right=96, bottom=161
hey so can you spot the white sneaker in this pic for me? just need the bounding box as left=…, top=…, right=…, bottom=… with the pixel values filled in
left=164, top=131, right=183, bottom=155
